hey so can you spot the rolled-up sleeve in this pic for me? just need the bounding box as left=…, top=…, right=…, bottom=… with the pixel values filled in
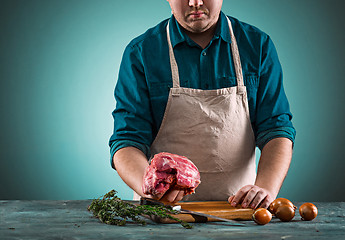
left=109, top=43, right=153, bottom=169
left=255, top=35, right=296, bottom=150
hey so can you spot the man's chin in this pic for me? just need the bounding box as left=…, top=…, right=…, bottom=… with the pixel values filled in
left=187, top=23, right=210, bottom=33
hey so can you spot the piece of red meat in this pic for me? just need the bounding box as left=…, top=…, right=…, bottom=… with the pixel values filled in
left=142, top=152, right=201, bottom=197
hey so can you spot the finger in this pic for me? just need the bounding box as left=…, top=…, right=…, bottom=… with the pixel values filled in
left=173, top=190, right=185, bottom=203
left=230, top=185, right=253, bottom=207
left=228, top=195, right=234, bottom=203
left=248, top=189, right=267, bottom=209
left=161, top=189, right=180, bottom=203
left=152, top=193, right=164, bottom=200
left=241, top=186, right=260, bottom=208
left=258, top=195, right=273, bottom=209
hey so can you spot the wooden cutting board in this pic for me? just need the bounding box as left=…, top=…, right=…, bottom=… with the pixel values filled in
left=149, top=201, right=254, bottom=223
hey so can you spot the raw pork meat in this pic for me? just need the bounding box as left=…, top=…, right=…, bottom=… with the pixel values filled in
left=142, top=152, right=201, bottom=197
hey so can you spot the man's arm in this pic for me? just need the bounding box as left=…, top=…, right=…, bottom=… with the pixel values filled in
left=113, top=147, right=150, bottom=197
left=113, top=147, right=186, bottom=203
left=228, top=137, right=293, bottom=209
left=228, top=33, right=295, bottom=209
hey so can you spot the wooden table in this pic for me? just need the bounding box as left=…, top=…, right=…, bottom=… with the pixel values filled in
left=0, top=200, right=344, bottom=239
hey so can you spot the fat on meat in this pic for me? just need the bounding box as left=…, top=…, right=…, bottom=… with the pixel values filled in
left=142, top=152, right=201, bottom=197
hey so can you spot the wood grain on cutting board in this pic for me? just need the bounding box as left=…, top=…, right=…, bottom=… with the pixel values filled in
left=150, top=201, right=254, bottom=223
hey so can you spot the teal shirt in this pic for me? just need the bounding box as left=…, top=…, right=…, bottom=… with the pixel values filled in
left=109, top=12, right=296, bottom=167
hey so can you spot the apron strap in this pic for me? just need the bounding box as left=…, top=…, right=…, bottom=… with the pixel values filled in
left=166, top=17, right=244, bottom=89
left=167, top=21, right=180, bottom=88
left=226, top=17, right=244, bottom=87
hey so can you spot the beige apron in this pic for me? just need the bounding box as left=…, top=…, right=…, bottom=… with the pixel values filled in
left=146, top=17, right=256, bottom=201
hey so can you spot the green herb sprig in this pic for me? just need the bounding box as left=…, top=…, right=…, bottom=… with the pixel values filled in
left=88, top=190, right=192, bottom=229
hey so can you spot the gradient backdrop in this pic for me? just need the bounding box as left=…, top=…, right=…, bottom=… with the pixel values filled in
left=1, top=0, right=344, bottom=201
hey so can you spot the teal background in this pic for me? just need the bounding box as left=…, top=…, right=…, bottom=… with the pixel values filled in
left=1, top=0, right=344, bottom=201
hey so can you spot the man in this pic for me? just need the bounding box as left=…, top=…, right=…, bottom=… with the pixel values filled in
left=109, top=0, right=295, bottom=209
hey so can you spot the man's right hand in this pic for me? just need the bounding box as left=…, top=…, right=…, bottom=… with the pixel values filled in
left=153, top=188, right=185, bottom=203
left=114, top=147, right=186, bottom=204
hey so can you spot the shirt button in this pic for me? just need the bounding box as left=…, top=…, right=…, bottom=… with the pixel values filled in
left=202, top=52, right=206, bottom=56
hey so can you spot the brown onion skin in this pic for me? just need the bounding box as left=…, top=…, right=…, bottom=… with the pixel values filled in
left=269, top=198, right=297, bottom=215
left=299, top=203, right=318, bottom=221
left=275, top=205, right=295, bottom=222
left=252, top=208, right=272, bottom=225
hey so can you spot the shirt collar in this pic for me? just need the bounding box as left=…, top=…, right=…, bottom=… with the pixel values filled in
left=216, top=11, right=232, bottom=44
left=168, top=11, right=232, bottom=48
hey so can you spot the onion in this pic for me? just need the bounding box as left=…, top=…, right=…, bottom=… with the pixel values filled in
left=299, top=203, right=318, bottom=221
left=269, top=198, right=296, bottom=215
left=252, top=208, right=272, bottom=225
left=275, top=204, right=295, bottom=222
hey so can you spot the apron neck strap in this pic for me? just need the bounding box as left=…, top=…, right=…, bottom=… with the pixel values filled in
left=167, top=21, right=180, bottom=88
left=166, top=17, right=244, bottom=88
left=226, top=17, right=244, bottom=87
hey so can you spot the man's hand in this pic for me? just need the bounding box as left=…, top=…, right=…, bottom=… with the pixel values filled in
left=228, top=138, right=293, bottom=209
left=228, top=185, right=275, bottom=209
left=153, top=188, right=186, bottom=203
left=114, top=147, right=186, bottom=204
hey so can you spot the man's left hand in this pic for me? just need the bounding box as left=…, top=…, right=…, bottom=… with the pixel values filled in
left=228, top=185, right=275, bottom=209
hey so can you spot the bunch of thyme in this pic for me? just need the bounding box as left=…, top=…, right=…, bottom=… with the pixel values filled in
left=88, top=190, right=192, bottom=229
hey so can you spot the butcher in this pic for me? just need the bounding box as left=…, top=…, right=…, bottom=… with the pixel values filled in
left=109, top=0, right=296, bottom=209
